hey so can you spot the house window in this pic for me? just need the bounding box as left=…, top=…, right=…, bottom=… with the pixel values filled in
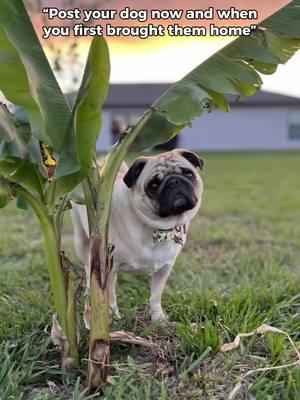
left=288, top=110, right=300, bottom=140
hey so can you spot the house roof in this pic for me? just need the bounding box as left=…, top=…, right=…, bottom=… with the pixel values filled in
left=67, top=84, right=300, bottom=109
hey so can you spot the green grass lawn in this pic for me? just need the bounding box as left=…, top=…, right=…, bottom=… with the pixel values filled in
left=1, top=151, right=300, bottom=399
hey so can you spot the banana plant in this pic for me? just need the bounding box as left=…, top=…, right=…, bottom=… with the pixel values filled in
left=0, top=0, right=109, bottom=371
left=0, top=100, right=79, bottom=371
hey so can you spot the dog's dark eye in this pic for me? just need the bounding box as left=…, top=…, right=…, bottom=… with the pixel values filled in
left=148, top=180, right=160, bottom=190
left=182, top=169, right=194, bottom=180
left=147, top=178, right=161, bottom=194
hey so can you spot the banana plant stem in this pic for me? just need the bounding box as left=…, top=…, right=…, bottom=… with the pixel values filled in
left=15, top=185, right=78, bottom=369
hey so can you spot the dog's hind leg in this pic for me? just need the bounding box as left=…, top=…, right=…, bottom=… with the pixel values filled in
left=108, top=269, right=121, bottom=319
left=71, top=206, right=90, bottom=284
left=72, top=206, right=92, bottom=329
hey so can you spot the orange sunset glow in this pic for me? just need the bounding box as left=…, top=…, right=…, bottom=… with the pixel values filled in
left=28, top=0, right=300, bottom=97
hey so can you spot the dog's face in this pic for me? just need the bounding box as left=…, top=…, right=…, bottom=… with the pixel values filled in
left=123, top=149, right=204, bottom=229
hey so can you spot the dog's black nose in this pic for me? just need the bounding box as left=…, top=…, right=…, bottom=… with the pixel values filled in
left=167, top=177, right=181, bottom=187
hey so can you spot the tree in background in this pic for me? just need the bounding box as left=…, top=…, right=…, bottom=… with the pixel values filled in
left=25, top=0, right=109, bottom=92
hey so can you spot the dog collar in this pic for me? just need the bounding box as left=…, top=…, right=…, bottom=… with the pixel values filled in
left=153, top=225, right=186, bottom=246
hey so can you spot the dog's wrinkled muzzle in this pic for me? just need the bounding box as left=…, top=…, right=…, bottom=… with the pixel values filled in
left=158, top=175, right=197, bottom=218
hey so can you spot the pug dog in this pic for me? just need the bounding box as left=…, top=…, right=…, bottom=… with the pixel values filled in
left=72, top=149, right=204, bottom=322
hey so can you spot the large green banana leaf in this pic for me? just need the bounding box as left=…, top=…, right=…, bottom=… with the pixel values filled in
left=0, top=0, right=71, bottom=151
left=0, top=177, right=10, bottom=208
left=131, top=0, right=300, bottom=151
left=0, top=104, right=45, bottom=197
left=0, top=104, right=30, bottom=160
left=53, top=37, right=110, bottom=198
left=0, top=2, right=110, bottom=199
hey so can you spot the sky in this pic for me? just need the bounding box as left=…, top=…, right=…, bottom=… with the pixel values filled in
left=30, top=0, right=300, bottom=97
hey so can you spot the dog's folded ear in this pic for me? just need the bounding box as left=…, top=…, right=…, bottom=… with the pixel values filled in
left=179, top=150, right=204, bottom=170
left=123, top=158, right=147, bottom=188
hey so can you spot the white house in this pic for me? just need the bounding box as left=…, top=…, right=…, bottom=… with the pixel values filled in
left=68, top=84, right=300, bottom=151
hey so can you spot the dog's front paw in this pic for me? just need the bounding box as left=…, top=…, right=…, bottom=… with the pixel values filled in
left=150, top=309, right=168, bottom=322
left=110, top=306, right=122, bottom=320
left=84, top=302, right=122, bottom=328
